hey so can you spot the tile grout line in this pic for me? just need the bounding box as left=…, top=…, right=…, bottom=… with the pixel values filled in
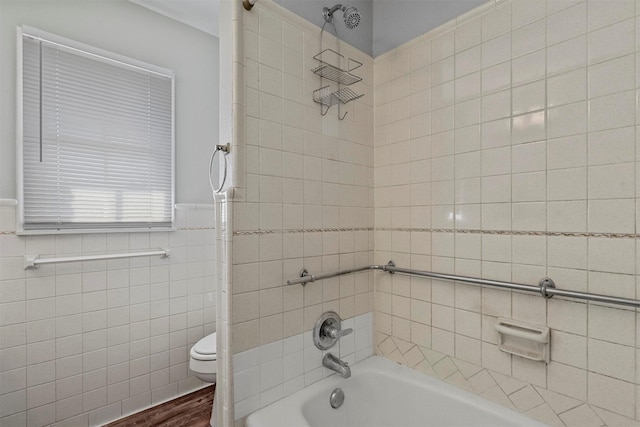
left=231, top=227, right=640, bottom=239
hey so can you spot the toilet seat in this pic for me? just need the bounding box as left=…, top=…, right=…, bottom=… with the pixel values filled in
left=190, top=332, right=217, bottom=361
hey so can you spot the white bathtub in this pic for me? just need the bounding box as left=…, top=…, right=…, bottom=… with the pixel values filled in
left=246, top=356, right=547, bottom=427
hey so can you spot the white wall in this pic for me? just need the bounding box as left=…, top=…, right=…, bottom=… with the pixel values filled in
left=0, top=1, right=220, bottom=426
left=0, top=0, right=220, bottom=204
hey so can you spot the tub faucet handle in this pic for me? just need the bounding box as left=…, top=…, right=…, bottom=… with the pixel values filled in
left=326, top=325, right=353, bottom=339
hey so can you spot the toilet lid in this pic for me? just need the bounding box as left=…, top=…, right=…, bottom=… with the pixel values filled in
left=193, top=332, right=217, bottom=356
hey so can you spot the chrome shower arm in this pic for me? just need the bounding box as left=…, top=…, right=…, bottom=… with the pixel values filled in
left=323, top=4, right=343, bottom=22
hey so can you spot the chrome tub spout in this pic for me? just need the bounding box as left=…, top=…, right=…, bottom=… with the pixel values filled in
left=323, top=353, right=351, bottom=379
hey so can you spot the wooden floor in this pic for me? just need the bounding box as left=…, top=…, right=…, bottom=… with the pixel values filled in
left=105, top=385, right=215, bottom=427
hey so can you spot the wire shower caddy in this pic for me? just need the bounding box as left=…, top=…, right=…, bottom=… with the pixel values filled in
left=312, top=49, right=363, bottom=118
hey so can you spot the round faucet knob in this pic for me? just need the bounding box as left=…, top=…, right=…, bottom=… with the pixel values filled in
left=314, top=311, right=351, bottom=350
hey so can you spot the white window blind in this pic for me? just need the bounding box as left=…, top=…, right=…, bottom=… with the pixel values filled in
left=20, top=27, right=174, bottom=232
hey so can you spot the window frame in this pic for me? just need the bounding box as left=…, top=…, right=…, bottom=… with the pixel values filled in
left=16, top=25, right=176, bottom=235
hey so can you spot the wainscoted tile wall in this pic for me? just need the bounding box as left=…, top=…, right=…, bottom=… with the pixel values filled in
left=0, top=202, right=216, bottom=427
left=374, top=0, right=640, bottom=425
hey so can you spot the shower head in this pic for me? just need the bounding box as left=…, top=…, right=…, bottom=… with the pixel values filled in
left=323, top=4, right=361, bottom=29
left=342, top=6, right=361, bottom=29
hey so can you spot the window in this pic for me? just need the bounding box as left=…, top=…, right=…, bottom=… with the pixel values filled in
left=18, top=26, right=174, bottom=233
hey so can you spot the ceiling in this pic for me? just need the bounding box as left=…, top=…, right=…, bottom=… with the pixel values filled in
left=372, top=0, right=486, bottom=56
left=129, top=0, right=219, bottom=37
left=130, top=0, right=487, bottom=56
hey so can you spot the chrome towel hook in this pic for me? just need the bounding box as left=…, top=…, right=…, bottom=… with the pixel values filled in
left=208, top=143, right=230, bottom=194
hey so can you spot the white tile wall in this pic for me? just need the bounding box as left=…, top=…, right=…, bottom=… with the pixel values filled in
left=0, top=202, right=216, bottom=427
left=232, top=312, right=373, bottom=419
left=231, top=2, right=376, bottom=353
left=374, top=0, right=640, bottom=425
left=230, top=0, right=375, bottom=422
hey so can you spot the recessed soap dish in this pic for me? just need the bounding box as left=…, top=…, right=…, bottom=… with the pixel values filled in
left=495, top=318, right=550, bottom=363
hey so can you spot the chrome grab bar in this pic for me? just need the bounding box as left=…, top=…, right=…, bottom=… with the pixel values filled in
left=288, top=260, right=640, bottom=309
left=286, top=265, right=381, bottom=285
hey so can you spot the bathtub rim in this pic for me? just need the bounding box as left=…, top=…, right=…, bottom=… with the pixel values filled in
left=245, top=355, right=548, bottom=427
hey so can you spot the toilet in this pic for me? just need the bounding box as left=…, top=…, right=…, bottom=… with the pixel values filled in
left=190, top=332, right=217, bottom=426
left=190, top=332, right=217, bottom=383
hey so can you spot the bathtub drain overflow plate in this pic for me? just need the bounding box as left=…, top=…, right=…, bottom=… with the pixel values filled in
left=330, top=388, right=345, bottom=409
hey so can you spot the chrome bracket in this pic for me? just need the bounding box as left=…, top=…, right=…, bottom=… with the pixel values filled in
left=322, top=6, right=333, bottom=23
left=215, top=143, right=230, bottom=153
left=299, top=268, right=313, bottom=286
left=539, top=277, right=556, bottom=299
left=24, top=255, right=39, bottom=269
left=385, top=260, right=396, bottom=274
